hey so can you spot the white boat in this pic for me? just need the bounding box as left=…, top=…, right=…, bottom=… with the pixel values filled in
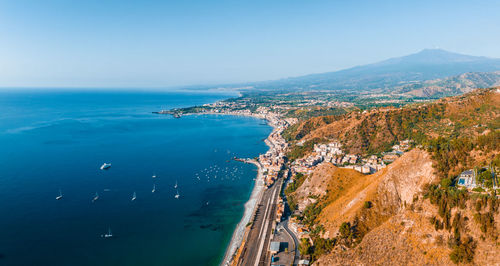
left=174, top=180, right=178, bottom=189
left=174, top=190, right=180, bottom=199
left=152, top=174, right=157, bottom=178
left=56, top=189, right=63, bottom=200
left=100, top=163, right=111, bottom=170
left=152, top=184, right=156, bottom=193
left=131, top=192, right=137, bottom=201
left=92, top=192, right=99, bottom=202
left=101, top=227, right=113, bottom=238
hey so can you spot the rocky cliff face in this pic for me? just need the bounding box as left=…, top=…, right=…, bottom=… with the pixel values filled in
left=305, top=148, right=500, bottom=265
left=314, top=149, right=436, bottom=238
left=374, top=149, right=436, bottom=215
left=293, top=163, right=334, bottom=211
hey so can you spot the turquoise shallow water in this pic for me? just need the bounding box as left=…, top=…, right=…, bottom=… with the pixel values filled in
left=0, top=90, right=271, bottom=266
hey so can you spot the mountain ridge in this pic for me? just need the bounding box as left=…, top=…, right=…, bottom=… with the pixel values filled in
left=249, top=49, right=500, bottom=93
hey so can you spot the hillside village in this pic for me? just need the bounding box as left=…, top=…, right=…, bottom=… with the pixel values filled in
left=291, top=139, right=412, bottom=175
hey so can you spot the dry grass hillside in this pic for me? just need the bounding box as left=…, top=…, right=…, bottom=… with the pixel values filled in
left=287, top=88, right=500, bottom=265
left=316, top=196, right=500, bottom=266
left=300, top=149, right=500, bottom=265
left=284, top=87, right=500, bottom=157
left=317, top=149, right=436, bottom=238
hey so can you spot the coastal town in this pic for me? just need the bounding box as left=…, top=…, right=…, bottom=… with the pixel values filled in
left=155, top=89, right=500, bottom=266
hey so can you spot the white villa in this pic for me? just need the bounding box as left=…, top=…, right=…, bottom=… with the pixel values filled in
left=457, top=169, right=476, bottom=188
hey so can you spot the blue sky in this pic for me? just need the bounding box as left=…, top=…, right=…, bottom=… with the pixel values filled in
left=0, top=0, right=499, bottom=88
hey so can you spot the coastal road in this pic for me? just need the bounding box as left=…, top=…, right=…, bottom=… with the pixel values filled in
left=238, top=178, right=282, bottom=266
left=283, top=218, right=300, bottom=264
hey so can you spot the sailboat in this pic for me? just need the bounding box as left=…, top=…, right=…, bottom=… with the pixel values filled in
left=131, top=192, right=137, bottom=201
left=92, top=192, right=99, bottom=202
left=56, top=189, right=63, bottom=200
left=174, top=190, right=180, bottom=199
left=174, top=180, right=178, bottom=189
left=102, top=227, right=113, bottom=238
left=152, top=184, right=156, bottom=193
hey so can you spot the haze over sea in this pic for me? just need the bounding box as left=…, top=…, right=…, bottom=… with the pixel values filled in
left=0, top=90, right=271, bottom=265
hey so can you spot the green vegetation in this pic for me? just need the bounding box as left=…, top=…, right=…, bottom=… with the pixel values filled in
left=288, top=195, right=298, bottom=212
left=284, top=173, right=306, bottom=195
left=310, top=237, right=336, bottom=260
left=301, top=201, right=325, bottom=227
left=476, top=168, right=495, bottom=189
left=338, top=221, right=359, bottom=247
left=285, top=173, right=306, bottom=213
left=448, top=235, right=476, bottom=264
left=285, top=107, right=347, bottom=121
left=363, top=201, right=373, bottom=209
left=287, top=138, right=324, bottom=161
left=472, top=187, right=485, bottom=193
left=426, top=183, right=499, bottom=262
left=299, top=235, right=337, bottom=261
left=299, top=238, right=312, bottom=255
left=440, top=178, right=452, bottom=189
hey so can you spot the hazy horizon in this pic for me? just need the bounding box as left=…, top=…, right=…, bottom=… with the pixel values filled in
left=1, top=0, right=500, bottom=89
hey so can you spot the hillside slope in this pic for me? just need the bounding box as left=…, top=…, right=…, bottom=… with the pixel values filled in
left=393, top=71, right=500, bottom=97
left=298, top=149, right=500, bottom=265
left=316, top=149, right=435, bottom=238
left=286, top=88, right=499, bottom=265
left=284, top=87, right=500, bottom=178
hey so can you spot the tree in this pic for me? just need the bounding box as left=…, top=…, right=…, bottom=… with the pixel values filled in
left=449, top=236, right=476, bottom=264
left=441, top=178, right=452, bottom=189
left=299, top=238, right=312, bottom=255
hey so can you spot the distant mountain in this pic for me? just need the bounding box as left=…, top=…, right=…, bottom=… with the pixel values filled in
left=393, top=71, right=500, bottom=97
left=250, top=49, right=500, bottom=92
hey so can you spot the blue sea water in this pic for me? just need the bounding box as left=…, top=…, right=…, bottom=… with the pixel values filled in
left=0, top=90, right=272, bottom=266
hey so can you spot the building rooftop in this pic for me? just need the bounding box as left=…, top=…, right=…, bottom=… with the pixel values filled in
left=270, top=241, right=281, bottom=252
left=461, top=170, right=474, bottom=175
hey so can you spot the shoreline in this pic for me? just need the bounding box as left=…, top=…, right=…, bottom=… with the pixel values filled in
left=221, top=115, right=277, bottom=266
left=221, top=159, right=265, bottom=265
left=157, top=109, right=283, bottom=266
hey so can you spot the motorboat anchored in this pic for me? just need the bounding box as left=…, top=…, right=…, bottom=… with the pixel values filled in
left=56, top=189, right=63, bottom=200
left=92, top=192, right=99, bottom=202
left=100, top=163, right=111, bottom=170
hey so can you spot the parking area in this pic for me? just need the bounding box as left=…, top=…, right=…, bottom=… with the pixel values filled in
left=270, top=223, right=295, bottom=265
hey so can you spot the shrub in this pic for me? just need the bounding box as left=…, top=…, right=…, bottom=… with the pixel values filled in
left=299, top=238, right=312, bottom=255
left=441, top=178, right=452, bottom=189
left=449, top=236, right=476, bottom=264
left=472, top=187, right=485, bottom=192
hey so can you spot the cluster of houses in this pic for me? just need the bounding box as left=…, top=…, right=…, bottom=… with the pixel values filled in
left=381, top=139, right=413, bottom=162
left=291, top=139, right=413, bottom=175
left=291, top=142, right=380, bottom=174
left=258, top=115, right=293, bottom=186
left=343, top=155, right=386, bottom=174
left=275, top=197, right=285, bottom=223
